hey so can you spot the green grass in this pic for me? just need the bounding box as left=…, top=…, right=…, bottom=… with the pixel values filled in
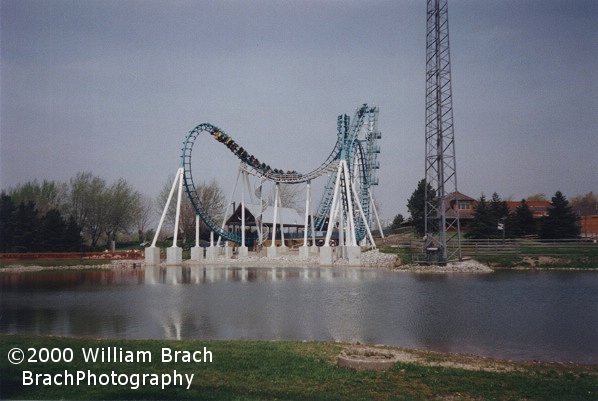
left=378, top=245, right=413, bottom=263
left=1, top=335, right=596, bottom=400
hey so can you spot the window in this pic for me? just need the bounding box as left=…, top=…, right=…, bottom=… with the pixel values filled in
left=458, top=201, right=470, bottom=210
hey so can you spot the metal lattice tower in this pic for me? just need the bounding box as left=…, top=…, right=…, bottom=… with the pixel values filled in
left=424, top=0, right=461, bottom=263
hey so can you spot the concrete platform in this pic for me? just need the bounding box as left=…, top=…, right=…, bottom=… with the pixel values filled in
left=298, top=245, right=310, bottom=259
left=190, top=246, right=204, bottom=261
left=238, top=246, right=249, bottom=257
left=346, top=245, right=361, bottom=266
left=205, top=246, right=217, bottom=261
left=144, top=247, right=160, bottom=265
left=166, top=247, right=183, bottom=265
left=267, top=246, right=278, bottom=258
left=319, top=246, right=335, bottom=266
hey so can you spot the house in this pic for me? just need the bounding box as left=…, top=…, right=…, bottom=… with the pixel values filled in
left=506, top=201, right=551, bottom=219
left=443, top=191, right=476, bottom=228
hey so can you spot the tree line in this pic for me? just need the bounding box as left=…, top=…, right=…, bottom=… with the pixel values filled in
left=392, top=179, right=593, bottom=240
left=0, top=173, right=228, bottom=252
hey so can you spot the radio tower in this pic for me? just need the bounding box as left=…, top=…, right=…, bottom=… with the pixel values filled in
left=424, top=0, right=461, bottom=264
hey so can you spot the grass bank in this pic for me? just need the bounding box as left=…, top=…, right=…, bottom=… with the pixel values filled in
left=378, top=242, right=598, bottom=269
left=1, top=335, right=596, bottom=400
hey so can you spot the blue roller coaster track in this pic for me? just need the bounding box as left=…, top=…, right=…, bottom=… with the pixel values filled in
left=180, top=104, right=381, bottom=244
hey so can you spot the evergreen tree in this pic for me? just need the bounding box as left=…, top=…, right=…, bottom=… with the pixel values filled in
left=64, top=215, right=83, bottom=251
left=508, top=199, right=536, bottom=237
left=390, top=214, right=404, bottom=229
left=407, top=179, right=436, bottom=236
left=12, top=201, right=39, bottom=252
left=38, top=209, right=67, bottom=251
left=466, top=195, right=495, bottom=239
left=489, top=193, right=509, bottom=223
left=539, top=191, right=580, bottom=239
left=0, top=194, right=16, bottom=252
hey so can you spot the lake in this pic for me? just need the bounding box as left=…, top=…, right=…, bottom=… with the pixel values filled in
left=1, top=266, right=596, bottom=364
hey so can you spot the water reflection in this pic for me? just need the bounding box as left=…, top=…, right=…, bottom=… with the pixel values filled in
left=1, top=266, right=597, bottom=363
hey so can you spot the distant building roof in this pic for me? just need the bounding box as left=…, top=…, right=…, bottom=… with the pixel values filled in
left=506, top=200, right=551, bottom=218
left=444, top=191, right=476, bottom=202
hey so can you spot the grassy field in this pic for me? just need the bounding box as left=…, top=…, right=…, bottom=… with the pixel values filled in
left=1, top=335, right=596, bottom=400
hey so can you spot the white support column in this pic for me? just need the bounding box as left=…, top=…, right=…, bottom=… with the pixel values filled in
left=150, top=168, right=181, bottom=248
left=167, top=168, right=184, bottom=265
left=267, top=183, right=279, bottom=258
left=195, top=214, right=200, bottom=247
left=146, top=168, right=183, bottom=265
left=206, top=230, right=216, bottom=260
left=342, top=160, right=357, bottom=247
left=190, top=214, right=203, bottom=261
left=299, top=181, right=310, bottom=259
left=172, top=168, right=184, bottom=247
left=353, top=184, right=376, bottom=248
left=238, top=172, right=249, bottom=257
left=217, top=167, right=242, bottom=246
left=369, top=189, right=385, bottom=239
left=321, top=163, right=344, bottom=266
left=303, top=182, right=310, bottom=247
left=324, top=162, right=344, bottom=246
left=277, top=189, right=287, bottom=254
left=310, top=185, right=318, bottom=254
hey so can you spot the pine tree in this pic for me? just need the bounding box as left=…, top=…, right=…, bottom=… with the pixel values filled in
left=508, top=199, right=536, bottom=237
left=0, top=194, right=16, bottom=252
left=488, top=192, right=509, bottom=238
left=12, top=201, right=39, bottom=252
left=407, top=179, right=436, bottom=236
left=539, top=191, right=580, bottom=239
left=64, top=215, right=83, bottom=251
left=38, top=209, right=67, bottom=251
left=390, top=214, right=404, bottom=229
left=466, top=195, right=495, bottom=239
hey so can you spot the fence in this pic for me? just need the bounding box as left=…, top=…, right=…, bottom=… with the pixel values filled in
left=0, top=250, right=144, bottom=262
left=399, top=238, right=598, bottom=259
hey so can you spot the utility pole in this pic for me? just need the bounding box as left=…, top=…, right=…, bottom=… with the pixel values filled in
left=424, top=0, right=461, bottom=264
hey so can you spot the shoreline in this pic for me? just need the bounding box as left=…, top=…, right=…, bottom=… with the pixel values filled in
left=1, top=255, right=597, bottom=273
left=0, top=333, right=595, bottom=368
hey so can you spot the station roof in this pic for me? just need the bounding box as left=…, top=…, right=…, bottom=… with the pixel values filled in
left=226, top=203, right=304, bottom=227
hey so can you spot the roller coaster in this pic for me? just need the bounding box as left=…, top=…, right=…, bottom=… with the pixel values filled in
left=178, top=104, right=382, bottom=248
left=147, top=103, right=383, bottom=266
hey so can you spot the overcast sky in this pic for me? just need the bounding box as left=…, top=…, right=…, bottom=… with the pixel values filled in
left=1, top=0, right=597, bottom=221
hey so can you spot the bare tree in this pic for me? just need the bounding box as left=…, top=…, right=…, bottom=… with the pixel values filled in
left=132, top=193, right=154, bottom=243
left=104, top=178, right=138, bottom=247
left=571, top=192, right=598, bottom=237
left=8, top=179, right=68, bottom=215
left=155, top=177, right=225, bottom=243
left=197, top=179, right=225, bottom=238
left=269, top=183, right=303, bottom=212
left=68, top=172, right=108, bottom=248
